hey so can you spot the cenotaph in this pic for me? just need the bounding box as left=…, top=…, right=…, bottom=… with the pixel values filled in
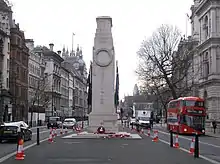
left=88, top=16, right=118, bottom=133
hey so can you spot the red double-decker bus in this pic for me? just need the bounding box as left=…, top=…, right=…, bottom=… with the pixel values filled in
left=167, top=97, right=206, bottom=135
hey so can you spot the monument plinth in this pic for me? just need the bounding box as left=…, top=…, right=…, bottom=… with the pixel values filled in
left=88, top=16, right=118, bottom=133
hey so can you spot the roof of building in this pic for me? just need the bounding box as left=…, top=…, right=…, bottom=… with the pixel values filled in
left=0, top=0, right=11, bottom=12
left=124, top=95, right=157, bottom=107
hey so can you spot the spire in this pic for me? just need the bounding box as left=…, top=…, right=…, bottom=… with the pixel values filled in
left=66, top=47, right=69, bottom=56
left=62, top=45, right=65, bottom=52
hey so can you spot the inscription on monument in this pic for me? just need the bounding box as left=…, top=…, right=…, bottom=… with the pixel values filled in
left=100, top=89, right=104, bottom=104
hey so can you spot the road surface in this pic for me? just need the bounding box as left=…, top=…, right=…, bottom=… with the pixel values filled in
left=0, top=126, right=73, bottom=160
left=142, top=124, right=220, bottom=163
left=0, top=128, right=210, bottom=164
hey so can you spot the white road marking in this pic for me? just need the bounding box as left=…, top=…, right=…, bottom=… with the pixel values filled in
left=144, top=133, right=220, bottom=164
left=157, top=130, right=220, bottom=149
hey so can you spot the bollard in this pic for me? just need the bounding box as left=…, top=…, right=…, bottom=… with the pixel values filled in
left=136, top=124, right=140, bottom=132
left=37, top=128, right=40, bottom=145
left=170, top=130, right=173, bottom=147
left=17, top=126, right=22, bottom=150
left=194, top=133, right=199, bottom=158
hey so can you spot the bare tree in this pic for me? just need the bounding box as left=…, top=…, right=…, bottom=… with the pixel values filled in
left=29, top=76, right=50, bottom=126
left=137, top=24, right=197, bottom=112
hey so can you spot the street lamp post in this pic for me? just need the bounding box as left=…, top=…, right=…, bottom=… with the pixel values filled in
left=37, top=81, right=40, bottom=126
left=51, top=83, right=54, bottom=117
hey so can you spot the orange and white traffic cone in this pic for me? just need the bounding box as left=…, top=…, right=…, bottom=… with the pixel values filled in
left=140, top=128, right=144, bottom=134
left=15, top=139, right=24, bottom=160
left=152, top=130, right=159, bottom=142
left=48, top=129, right=53, bottom=143
left=189, top=137, right=195, bottom=154
left=147, top=128, right=151, bottom=137
left=20, top=139, right=25, bottom=157
left=54, top=128, right=57, bottom=136
left=65, top=127, right=68, bottom=134
left=60, top=126, right=63, bottom=135
left=173, top=134, right=179, bottom=148
left=51, top=128, right=55, bottom=138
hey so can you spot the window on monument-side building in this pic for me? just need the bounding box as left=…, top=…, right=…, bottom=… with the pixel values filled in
left=204, top=16, right=209, bottom=39
left=204, top=52, right=209, bottom=78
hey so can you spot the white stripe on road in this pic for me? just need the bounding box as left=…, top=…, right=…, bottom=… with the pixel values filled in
left=157, top=130, right=220, bottom=149
left=144, top=133, right=220, bottom=164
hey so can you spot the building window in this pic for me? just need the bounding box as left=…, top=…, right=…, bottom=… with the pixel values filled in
left=204, top=16, right=209, bottom=39
left=6, top=78, right=9, bottom=88
left=8, top=42, right=10, bottom=51
left=7, top=59, right=9, bottom=70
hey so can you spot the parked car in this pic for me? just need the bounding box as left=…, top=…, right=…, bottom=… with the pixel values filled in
left=47, top=116, right=62, bottom=129
left=63, top=118, right=77, bottom=129
left=129, top=118, right=136, bottom=126
left=0, top=121, right=32, bottom=143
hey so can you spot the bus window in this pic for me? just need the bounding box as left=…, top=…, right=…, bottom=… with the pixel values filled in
left=168, top=101, right=179, bottom=108
left=184, top=100, right=204, bottom=107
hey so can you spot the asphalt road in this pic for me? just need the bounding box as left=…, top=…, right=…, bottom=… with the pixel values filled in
left=0, top=126, right=73, bottom=159
left=145, top=124, right=220, bottom=163
left=1, top=130, right=210, bottom=164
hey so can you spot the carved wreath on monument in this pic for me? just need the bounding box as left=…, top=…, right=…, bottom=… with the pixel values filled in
left=94, top=49, right=113, bottom=67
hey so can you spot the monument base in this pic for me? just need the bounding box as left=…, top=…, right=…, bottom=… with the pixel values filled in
left=88, top=112, right=119, bottom=133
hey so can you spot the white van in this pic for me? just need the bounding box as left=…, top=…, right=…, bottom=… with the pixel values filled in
left=63, top=118, right=76, bottom=129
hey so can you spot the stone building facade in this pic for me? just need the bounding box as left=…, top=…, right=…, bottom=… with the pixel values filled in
left=0, top=0, right=12, bottom=122
left=190, top=0, right=220, bottom=124
left=10, top=21, right=29, bottom=122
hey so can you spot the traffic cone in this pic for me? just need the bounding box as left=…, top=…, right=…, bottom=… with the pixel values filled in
left=48, top=129, right=53, bottom=143
left=54, top=128, right=57, bottom=136
left=140, top=128, right=144, bottom=134
left=52, top=128, right=55, bottom=138
left=20, top=139, right=25, bottom=157
left=189, top=137, right=195, bottom=154
left=15, top=139, right=24, bottom=160
left=147, top=128, right=151, bottom=136
left=60, top=126, right=63, bottom=135
left=173, top=135, right=179, bottom=148
left=65, top=127, right=68, bottom=134
left=152, top=130, right=159, bottom=142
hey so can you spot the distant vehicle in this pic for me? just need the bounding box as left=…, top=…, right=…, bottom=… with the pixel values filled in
left=129, top=117, right=136, bottom=125
left=135, top=110, right=152, bottom=129
left=47, top=116, right=62, bottom=129
left=167, top=97, right=206, bottom=135
left=62, top=118, right=76, bottom=129
left=0, top=121, right=32, bottom=143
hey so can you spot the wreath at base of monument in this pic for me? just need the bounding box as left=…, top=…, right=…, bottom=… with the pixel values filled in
left=97, top=126, right=106, bottom=134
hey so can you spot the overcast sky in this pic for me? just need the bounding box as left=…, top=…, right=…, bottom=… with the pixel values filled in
left=10, top=0, right=193, bottom=99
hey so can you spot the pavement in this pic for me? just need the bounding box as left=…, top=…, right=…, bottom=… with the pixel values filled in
left=1, top=130, right=209, bottom=164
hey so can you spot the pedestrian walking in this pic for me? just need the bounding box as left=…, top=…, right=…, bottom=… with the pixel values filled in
left=212, top=120, right=217, bottom=134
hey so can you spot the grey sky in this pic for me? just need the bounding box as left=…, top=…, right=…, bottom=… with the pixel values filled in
left=10, top=0, right=193, bottom=99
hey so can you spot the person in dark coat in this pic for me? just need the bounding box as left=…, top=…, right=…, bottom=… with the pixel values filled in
left=212, top=120, right=217, bottom=134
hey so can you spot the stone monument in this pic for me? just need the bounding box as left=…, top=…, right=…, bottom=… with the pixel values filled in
left=88, top=16, right=118, bottom=133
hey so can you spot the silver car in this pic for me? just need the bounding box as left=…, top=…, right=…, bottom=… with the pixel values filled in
left=62, top=118, right=76, bottom=129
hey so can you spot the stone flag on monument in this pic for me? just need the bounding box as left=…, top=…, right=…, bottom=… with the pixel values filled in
left=88, top=16, right=118, bottom=133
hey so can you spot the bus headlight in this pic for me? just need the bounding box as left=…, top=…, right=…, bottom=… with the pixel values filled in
left=184, top=128, right=187, bottom=132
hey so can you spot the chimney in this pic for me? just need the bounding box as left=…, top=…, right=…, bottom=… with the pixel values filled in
left=49, top=43, right=54, bottom=51
left=57, top=50, right=61, bottom=55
